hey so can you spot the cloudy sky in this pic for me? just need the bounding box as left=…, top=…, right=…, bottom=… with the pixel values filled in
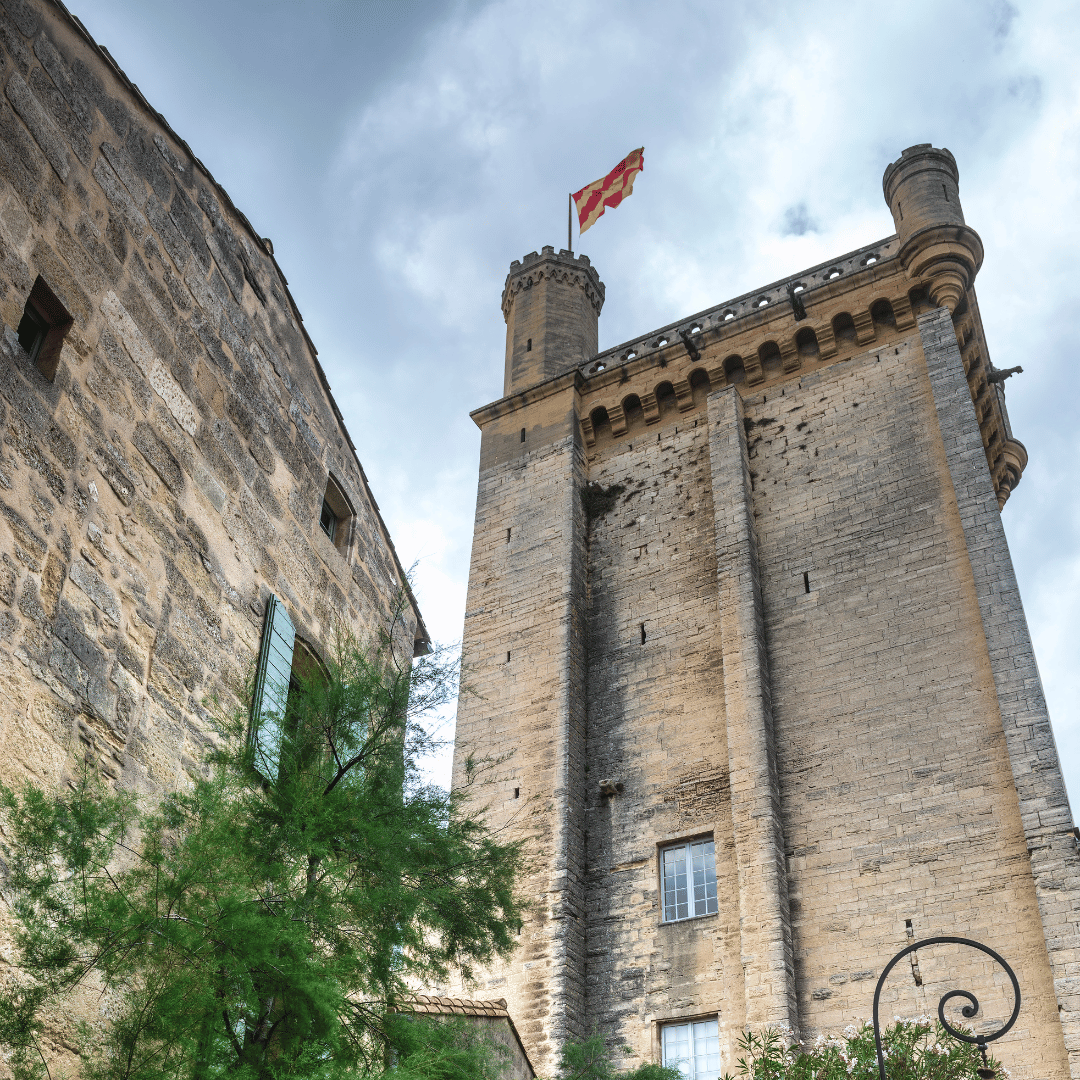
left=73, top=0, right=1080, bottom=800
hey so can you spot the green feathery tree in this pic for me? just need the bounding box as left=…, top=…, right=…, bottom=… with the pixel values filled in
left=0, top=603, right=525, bottom=1080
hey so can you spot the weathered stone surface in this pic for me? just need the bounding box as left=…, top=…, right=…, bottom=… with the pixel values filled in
left=5, top=71, right=69, bottom=182
left=450, top=166, right=1078, bottom=1080
left=133, top=421, right=183, bottom=494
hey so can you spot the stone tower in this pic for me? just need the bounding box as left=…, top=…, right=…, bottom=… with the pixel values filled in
left=450, top=146, right=1080, bottom=1080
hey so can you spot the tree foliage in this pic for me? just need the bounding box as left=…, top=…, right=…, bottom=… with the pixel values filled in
left=727, top=1020, right=1005, bottom=1080
left=0, top=609, right=525, bottom=1080
left=556, top=1032, right=682, bottom=1080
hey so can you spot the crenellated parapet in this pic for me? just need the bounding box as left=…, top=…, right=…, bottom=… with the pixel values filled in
left=501, top=247, right=605, bottom=321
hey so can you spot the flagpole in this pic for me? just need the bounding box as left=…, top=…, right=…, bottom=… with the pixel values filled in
left=568, top=193, right=572, bottom=255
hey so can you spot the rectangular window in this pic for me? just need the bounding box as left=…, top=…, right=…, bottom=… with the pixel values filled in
left=661, top=838, right=717, bottom=922
left=250, top=594, right=296, bottom=781
left=319, top=497, right=337, bottom=541
left=661, top=1019, right=721, bottom=1080
left=319, top=474, right=353, bottom=557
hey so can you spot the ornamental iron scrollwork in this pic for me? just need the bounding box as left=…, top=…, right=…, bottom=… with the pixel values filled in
left=872, top=936, right=1020, bottom=1080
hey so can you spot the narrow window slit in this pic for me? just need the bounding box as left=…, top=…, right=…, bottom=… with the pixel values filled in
left=520, top=428, right=526, bottom=443
left=506, top=528, right=511, bottom=543
left=640, top=623, right=646, bottom=645
left=803, top=571, right=810, bottom=594
left=514, top=787, right=520, bottom=799
left=526, top=338, right=532, bottom=352
left=506, top=651, right=511, bottom=663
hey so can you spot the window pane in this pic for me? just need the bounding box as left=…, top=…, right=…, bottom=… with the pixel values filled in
left=690, top=840, right=718, bottom=916
left=251, top=596, right=295, bottom=780
left=692, top=1020, right=721, bottom=1080
left=663, top=846, right=689, bottom=921
left=662, top=1023, right=692, bottom=1079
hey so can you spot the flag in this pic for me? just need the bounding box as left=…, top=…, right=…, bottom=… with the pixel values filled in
left=572, top=148, right=644, bottom=235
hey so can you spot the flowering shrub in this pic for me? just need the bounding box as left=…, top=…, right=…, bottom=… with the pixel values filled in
left=725, top=1019, right=1005, bottom=1080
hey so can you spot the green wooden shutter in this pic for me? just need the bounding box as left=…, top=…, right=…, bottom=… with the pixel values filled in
left=251, top=595, right=295, bottom=781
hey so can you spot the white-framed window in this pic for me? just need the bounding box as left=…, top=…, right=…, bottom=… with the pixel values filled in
left=661, top=1018, right=721, bottom=1080
left=660, top=838, right=717, bottom=922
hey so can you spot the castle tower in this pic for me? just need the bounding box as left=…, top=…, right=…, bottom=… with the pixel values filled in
left=501, top=246, right=605, bottom=396
left=451, top=147, right=1080, bottom=1079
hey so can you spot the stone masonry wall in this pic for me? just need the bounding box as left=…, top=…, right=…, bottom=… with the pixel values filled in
left=450, top=393, right=587, bottom=1078
left=745, top=334, right=1068, bottom=1078
left=0, top=0, right=416, bottom=838
left=582, top=417, right=744, bottom=1069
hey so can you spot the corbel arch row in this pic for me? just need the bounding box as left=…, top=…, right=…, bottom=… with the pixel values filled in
left=581, top=287, right=926, bottom=449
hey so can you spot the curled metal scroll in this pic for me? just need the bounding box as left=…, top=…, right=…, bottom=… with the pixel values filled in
left=872, top=936, right=1020, bottom=1080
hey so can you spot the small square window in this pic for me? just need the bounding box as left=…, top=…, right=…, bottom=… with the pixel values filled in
left=661, top=838, right=717, bottom=922
left=661, top=1018, right=721, bottom=1080
left=17, top=276, right=73, bottom=382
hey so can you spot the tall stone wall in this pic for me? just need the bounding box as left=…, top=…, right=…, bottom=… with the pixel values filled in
left=0, top=0, right=420, bottom=802
left=581, top=418, right=745, bottom=1063
left=450, top=382, right=588, bottom=1074
left=746, top=334, right=1069, bottom=1077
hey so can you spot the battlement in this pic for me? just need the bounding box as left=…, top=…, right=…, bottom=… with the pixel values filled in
left=508, top=245, right=596, bottom=272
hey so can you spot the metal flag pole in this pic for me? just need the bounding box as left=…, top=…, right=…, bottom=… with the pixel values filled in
left=568, top=193, right=573, bottom=254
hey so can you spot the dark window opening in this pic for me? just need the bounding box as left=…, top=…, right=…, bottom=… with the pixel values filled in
left=723, top=355, right=746, bottom=386
left=759, top=341, right=782, bottom=377
left=689, top=368, right=711, bottom=405
left=17, top=304, right=47, bottom=361
left=526, top=338, right=532, bottom=352
left=655, top=380, right=677, bottom=417
left=640, top=623, right=646, bottom=645
left=506, top=527, right=511, bottom=542
left=514, top=787, right=520, bottom=799
left=623, top=393, right=645, bottom=433
left=320, top=473, right=354, bottom=558
left=795, top=326, right=820, bottom=358
left=871, top=298, right=896, bottom=329
left=520, top=428, right=526, bottom=443
left=506, top=651, right=511, bottom=663
left=832, top=312, right=857, bottom=346
left=590, top=405, right=612, bottom=442
left=803, top=572, right=810, bottom=594
left=18, top=276, right=73, bottom=382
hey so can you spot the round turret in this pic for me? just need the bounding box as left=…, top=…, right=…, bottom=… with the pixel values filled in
left=883, top=144, right=964, bottom=241
left=881, top=144, right=982, bottom=311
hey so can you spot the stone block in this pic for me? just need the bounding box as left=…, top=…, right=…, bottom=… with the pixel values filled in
left=5, top=71, right=69, bottom=182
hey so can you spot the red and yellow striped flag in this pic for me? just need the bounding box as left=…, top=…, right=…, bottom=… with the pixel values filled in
left=572, top=148, right=644, bottom=235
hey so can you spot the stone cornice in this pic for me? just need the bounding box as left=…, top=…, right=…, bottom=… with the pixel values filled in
left=501, top=247, right=606, bottom=322
left=470, top=368, right=582, bottom=428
